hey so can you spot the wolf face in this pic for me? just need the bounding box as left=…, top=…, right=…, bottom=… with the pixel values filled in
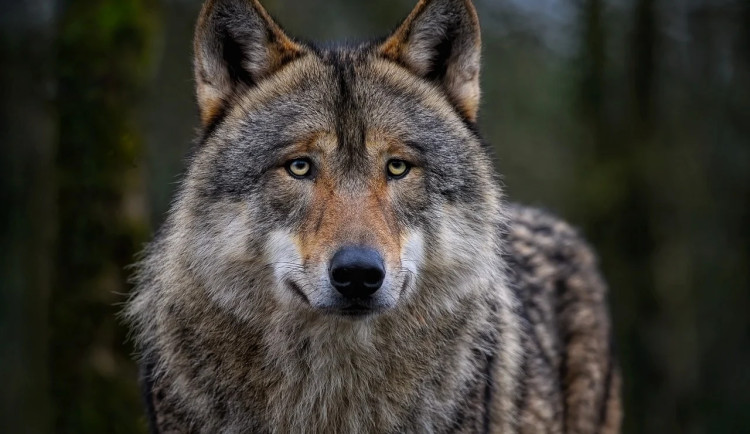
left=129, top=2, right=621, bottom=432
left=180, top=0, right=503, bottom=320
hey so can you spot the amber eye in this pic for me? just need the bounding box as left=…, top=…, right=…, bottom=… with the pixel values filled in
left=387, top=160, right=410, bottom=179
left=286, top=158, right=312, bottom=178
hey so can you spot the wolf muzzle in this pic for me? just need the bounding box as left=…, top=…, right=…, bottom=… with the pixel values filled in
left=328, top=246, right=385, bottom=298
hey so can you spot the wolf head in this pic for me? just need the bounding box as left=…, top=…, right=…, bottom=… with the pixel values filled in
left=169, top=0, right=504, bottom=321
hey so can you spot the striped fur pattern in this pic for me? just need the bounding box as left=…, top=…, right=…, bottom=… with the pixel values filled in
left=126, top=0, right=621, bottom=432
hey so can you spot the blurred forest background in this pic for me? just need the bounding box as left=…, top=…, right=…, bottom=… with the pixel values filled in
left=1, top=0, right=748, bottom=432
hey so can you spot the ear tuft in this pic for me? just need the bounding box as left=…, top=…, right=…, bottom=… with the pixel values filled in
left=380, top=0, right=482, bottom=123
left=194, top=0, right=304, bottom=126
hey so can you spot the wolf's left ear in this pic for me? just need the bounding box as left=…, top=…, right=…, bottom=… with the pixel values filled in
left=194, top=0, right=304, bottom=126
left=379, top=0, right=481, bottom=123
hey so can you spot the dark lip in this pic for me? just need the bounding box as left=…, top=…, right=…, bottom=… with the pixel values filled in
left=325, top=301, right=382, bottom=318
left=287, top=278, right=411, bottom=318
left=399, top=273, right=411, bottom=295
left=331, top=306, right=376, bottom=318
left=285, top=281, right=373, bottom=316
left=286, top=281, right=309, bottom=304
left=338, top=309, right=373, bottom=317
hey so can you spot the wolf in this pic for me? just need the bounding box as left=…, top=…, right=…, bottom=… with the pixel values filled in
left=126, top=0, right=621, bottom=432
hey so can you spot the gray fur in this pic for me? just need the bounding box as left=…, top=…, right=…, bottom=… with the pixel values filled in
left=126, top=1, right=621, bottom=432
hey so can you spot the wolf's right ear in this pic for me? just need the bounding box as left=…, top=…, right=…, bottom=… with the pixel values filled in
left=194, top=0, right=304, bottom=126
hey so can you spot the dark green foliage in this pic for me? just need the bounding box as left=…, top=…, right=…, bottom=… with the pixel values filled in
left=51, top=0, right=157, bottom=432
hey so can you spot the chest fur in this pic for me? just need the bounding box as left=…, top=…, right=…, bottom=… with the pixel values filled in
left=151, top=302, right=498, bottom=433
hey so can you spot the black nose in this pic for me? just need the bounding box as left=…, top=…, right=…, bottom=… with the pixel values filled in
left=329, top=246, right=386, bottom=298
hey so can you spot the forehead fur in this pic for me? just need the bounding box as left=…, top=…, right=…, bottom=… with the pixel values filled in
left=205, top=45, right=481, bottom=163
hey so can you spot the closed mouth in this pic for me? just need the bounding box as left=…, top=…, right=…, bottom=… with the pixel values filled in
left=286, top=281, right=309, bottom=304
left=325, top=298, right=383, bottom=318
left=336, top=305, right=374, bottom=317
left=288, top=277, right=411, bottom=317
left=399, top=273, right=411, bottom=295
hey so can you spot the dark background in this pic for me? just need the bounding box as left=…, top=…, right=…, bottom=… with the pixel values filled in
left=1, top=0, right=748, bottom=432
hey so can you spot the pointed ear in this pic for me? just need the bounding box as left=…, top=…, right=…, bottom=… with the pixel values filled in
left=194, top=0, right=304, bottom=126
left=379, top=0, right=482, bottom=123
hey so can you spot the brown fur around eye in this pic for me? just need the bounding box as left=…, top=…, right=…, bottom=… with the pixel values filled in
left=127, top=1, right=621, bottom=433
